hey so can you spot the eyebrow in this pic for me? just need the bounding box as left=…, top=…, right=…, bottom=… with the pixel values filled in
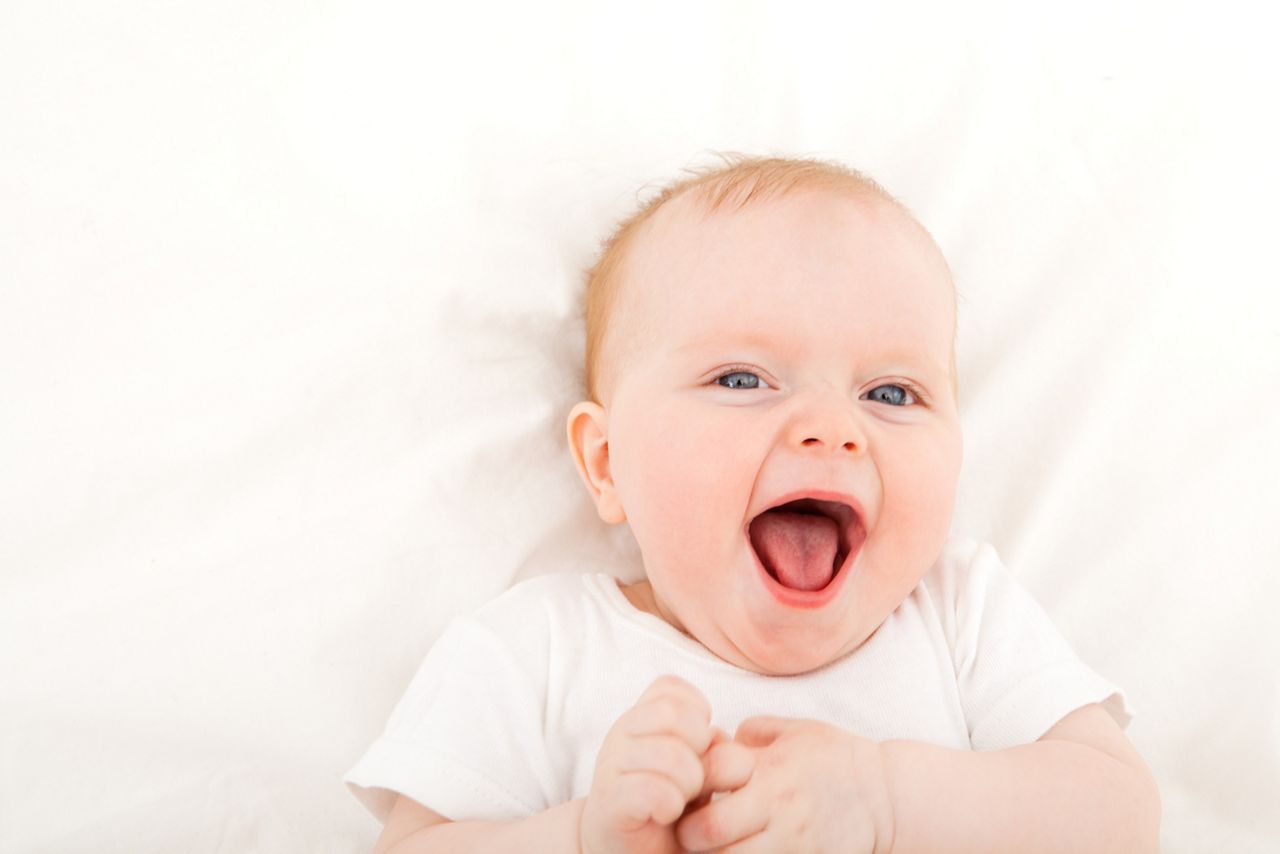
left=675, top=333, right=941, bottom=373
left=675, top=331, right=783, bottom=355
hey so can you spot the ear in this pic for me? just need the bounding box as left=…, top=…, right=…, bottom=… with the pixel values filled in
left=566, top=400, right=626, bottom=524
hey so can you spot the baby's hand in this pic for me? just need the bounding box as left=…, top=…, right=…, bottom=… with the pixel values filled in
left=676, top=717, right=893, bottom=854
left=580, top=675, right=729, bottom=854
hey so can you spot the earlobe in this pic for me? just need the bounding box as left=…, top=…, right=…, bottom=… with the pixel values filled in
left=565, top=401, right=626, bottom=524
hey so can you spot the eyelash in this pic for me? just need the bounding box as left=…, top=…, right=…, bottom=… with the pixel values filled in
left=709, top=365, right=927, bottom=407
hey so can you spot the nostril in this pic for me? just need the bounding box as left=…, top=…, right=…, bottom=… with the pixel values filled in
left=801, top=437, right=859, bottom=450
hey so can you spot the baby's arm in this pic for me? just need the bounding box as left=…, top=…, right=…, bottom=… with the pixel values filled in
left=882, top=703, right=1161, bottom=853
left=676, top=702, right=1157, bottom=853
left=371, top=795, right=586, bottom=854
left=368, top=675, right=745, bottom=854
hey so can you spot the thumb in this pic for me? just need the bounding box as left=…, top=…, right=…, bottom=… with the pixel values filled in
left=734, top=715, right=793, bottom=747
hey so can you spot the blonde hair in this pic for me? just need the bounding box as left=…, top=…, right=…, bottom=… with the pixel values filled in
left=581, top=152, right=957, bottom=406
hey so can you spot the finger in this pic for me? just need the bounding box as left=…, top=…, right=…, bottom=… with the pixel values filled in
left=636, top=674, right=713, bottom=724
left=697, top=740, right=755, bottom=800
left=615, top=734, right=705, bottom=802
left=676, top=782, right=768, bottom=853
left=686, top=726, right=729, bottom=802
left=623, top=690, right=714, bottom=754
left=710, top=827, right=774, bottom=854
left=610, top=769, right=689, bottom=828
left=734, top=715, right=793, bottom=747
left=682, top=789, right=712, bottom=817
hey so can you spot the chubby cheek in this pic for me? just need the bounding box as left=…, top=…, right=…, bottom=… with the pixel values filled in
left=610, top=401, right=756, bottom=585
left=875, top=423, right=962, bottom=576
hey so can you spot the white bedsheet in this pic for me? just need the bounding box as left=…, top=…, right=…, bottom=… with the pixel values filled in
left=2, top=1, right=1277, bottom=851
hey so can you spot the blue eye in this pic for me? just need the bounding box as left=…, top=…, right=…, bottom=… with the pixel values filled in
left=710, top=370, right=922, bottom=405
left=864, top=384, right=916, bottom=406
left=715, top=370, right=762, bottom=390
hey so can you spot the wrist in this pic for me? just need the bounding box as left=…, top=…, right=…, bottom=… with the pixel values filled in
left=871, top=740, right=900, bottom=854
left=575, top=797, right=591, bottom=854
left=831, top=727, right=897, bottom=854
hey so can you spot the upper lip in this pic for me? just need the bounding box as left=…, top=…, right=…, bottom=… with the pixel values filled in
left=748, top=488, right=868, bottom=548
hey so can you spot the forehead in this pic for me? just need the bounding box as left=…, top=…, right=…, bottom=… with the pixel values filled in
left=620, top=189, right=954, bottom=368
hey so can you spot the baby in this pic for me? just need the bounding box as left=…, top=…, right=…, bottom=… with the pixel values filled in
left=345, top=155, right=1161, bottom=853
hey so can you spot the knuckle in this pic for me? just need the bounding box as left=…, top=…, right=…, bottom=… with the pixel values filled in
left=703, top=745, right=722, bottom=778
left=699, top=810, right=725, bottom=845
left=657, top=784, right=686, bottom=825
left=664, top=738, right=700, bottom=781
left=599, top=727, right=632, bottom=765
left=632, top=773, right=679, bottom=824
left=651, top=734, right=681, bottom=765
left=629, top=697, right=678, bottom=736
left=706, top=742, right=733, bottom=776
left=761, top=749, right=786, bottom=770
left=649, top=674, right=687, bottom=696
left=682, top=685, right=712, bottom=720
left=650, top=696, right=682, bottom=726
left=622, top=735, right=701, bottom=796
left=623, top=773, right=659, bottom=806
left=680, top=747, right=706, bottom=795
left=649, top=675, right=710, bottom=717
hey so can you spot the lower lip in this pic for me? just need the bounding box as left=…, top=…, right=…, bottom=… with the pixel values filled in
left=746, top=530, right=860, bottom=610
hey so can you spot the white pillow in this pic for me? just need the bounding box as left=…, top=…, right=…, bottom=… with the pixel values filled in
left=1, top=1, right=1276, bottom=851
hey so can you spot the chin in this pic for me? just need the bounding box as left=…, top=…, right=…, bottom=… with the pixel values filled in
left=738, top=633, right=850, bottom=676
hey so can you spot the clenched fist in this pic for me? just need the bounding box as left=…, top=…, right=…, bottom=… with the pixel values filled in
left=676, top=716, right=893, bottom=854
left=579, top=675, right=754, bottom=854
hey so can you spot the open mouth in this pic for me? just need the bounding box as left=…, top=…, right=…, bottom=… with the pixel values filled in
left=747, top=497, right=863, bottom=593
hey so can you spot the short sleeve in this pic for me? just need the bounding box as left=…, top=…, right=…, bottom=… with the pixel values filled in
left=943, top=542, right=1136, bottom=751
left=343, top=615, right=556, bottom=824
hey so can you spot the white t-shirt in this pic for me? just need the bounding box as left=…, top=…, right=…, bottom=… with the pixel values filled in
left=344, top=537, right=1133, bottom=824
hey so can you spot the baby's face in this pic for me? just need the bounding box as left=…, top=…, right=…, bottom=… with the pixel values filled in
left=582, top=189, right=962, bottom=675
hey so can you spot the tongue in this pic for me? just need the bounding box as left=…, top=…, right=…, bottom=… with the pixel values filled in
left=749, top=510, right=840, bottom=592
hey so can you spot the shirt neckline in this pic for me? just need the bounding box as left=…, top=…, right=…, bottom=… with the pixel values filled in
left=585, top=573, right=751, bottom=673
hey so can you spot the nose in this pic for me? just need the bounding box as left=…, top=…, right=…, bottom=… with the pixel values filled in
left=789, top=387, right=867, bottom=455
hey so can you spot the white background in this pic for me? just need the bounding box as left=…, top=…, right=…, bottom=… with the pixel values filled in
left=2, top=1, right=1277, bottom=851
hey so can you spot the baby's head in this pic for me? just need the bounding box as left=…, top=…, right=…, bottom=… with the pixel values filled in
left=567, top=155, right=963, bottom=676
